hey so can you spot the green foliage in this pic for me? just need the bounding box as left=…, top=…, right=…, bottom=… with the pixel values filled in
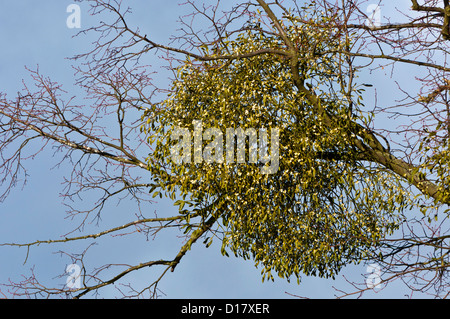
left=417, top=122, right=450, bottom=211
left=142, top=10, right=411, bottom=282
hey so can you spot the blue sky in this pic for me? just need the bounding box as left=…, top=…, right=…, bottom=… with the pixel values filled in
left=0, top=0, right=418, bottom=299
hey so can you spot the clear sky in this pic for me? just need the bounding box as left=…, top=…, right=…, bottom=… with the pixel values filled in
left=0, top=0, right=417, bottom=299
